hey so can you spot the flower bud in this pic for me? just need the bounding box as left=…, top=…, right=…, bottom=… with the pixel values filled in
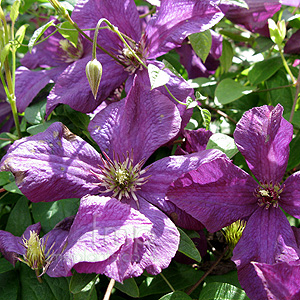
left=86, top=58, right=103, bottom=99
left=48, top=0, right=68, bottom=17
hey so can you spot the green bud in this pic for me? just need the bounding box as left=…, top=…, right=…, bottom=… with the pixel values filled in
left=268, top=19, right=286, bottom=47
left=86, top=58, right=103, bottom=99
left=48, top=0, right=68, bottom=17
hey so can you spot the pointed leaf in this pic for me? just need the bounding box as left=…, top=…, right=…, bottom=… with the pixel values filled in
left=199, top=107, right=211, bottom=130
left=1, top=44, right=11, bottom=65
left=159, top=291, right=193, bottom=300
left=189, top=30, right=212, bottom=63
left=148, top=64, right=170, bottom=90
left=206, top=133, right=238, bottom=158
left=215, top=78, right=254, bottom=105
left=199, top=282, right=250, bottom=300
left=10, top=0, right=20, bottom=23
left=15, top=24, right=29, bottom=48
left=177, top=228, right=201, bottom=263
left=58, top=21, right=78, bottom=47
left=69, top=271, right=98, bottom=294
left=114, top=278, right=139, bottom=298
left=28, top=20, right=55, bottom=53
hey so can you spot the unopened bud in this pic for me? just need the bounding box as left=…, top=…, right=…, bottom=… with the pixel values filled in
left=86, top=58, right=102, bottom=99
left=268, top=19, right=286, bottom=47
left=48, top=0, right=68, bottom=17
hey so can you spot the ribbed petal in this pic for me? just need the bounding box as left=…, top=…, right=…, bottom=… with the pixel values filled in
left=46, top=54, right=127, bottom=115
left=0, top=122, right=103, bottom=202
left=15, top=66, right=65, bottom=113
left=139, top=150, right=223, bottom=230
left=72, top=0, right=141, bottom=48
left=221, top=0, right=281, bottom=36
left=61, top=195, right=179, bottom=282
left=0, top=223, right=41, bottom=265
left=233, top=207, right=300, bottom=300
left=234, top=104, right=293, bottom=183
left=89, top=73, right=181, bottom=165
left=252, top=261, right=300, bottom=300
left=280, top=171, right=300, bottom=219
left=145, top=0, right=224, bottom=58
left=167, top=151, right=258, bottom=232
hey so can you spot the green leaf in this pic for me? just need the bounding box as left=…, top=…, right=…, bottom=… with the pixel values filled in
left=159, top=291, right=193, bottom=300
left=27, top=119, right=57, bottom=135
left=248, top=56, right=283, bottom=86
left=3, top=181, right=23, bottom=195
left=199, top=107, right=211, bottom=130
left=219, top=40, right=233, bottom=73
left=15, top=24, right=28, bottom=48
left=69, top=271, right=98, bottom=294
left=32, top=198, right=80, bottom=232
left=10, top=0, right=21, bottom=22
left=58, top=21, right=78, bottom=47
left=115, top=278, right=139, bottom=298
left=206, top=133, right=238, bottom=158
left=0, top=171, right=13, bottom=186
left=265, top=68, right=294, bottom=114
left=1, top=43, right=11, bottom=65
left=287, top=130, right=300, bottom=171
left=5, top=196, right=32, bottom=236
left=0, top=270, right=19, bottom=300
left=189, top=30, right=212, bottom=63
left=63, top=105, right=90, bottom=131
left=73, top=287, right=97, bottom=300
left=28, top=20, right=55, bottom=53
left=148, top=64, right=170, bottom=90
left=139, top=263, right=204, bottom=297
left=268, top=19, right=286, bottom=46
left=199, top=282, right=250, bottom=300
left=0, top=258, right=14, bottom=274
left=20, top=264, right=72, bottom=300
left=177, top=228, right=201, bottom=262
left=24, top=99, right=47, bottom=125
left=215, top=78, right=254, bottom=105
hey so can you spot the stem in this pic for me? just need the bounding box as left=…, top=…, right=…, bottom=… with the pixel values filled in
left=35, top=269, right=43, bottom=283
left=103, top=278, right=115, bottom=300
left=279, top=47, right=296, bottom=84
left=185, top=247, right=228, bottom=296
left=64, top=14, right=123, bottom=65
left=164, top=84, right=188, bottom=106
left=160, top=273, right=175, bottom=292
left=139, top=7, right=156, bottom=18
left=289, top=67, right=300, bottom=123
left=253, top=83, right=295, bottom=93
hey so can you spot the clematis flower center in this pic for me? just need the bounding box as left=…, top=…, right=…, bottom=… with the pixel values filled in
left=19, top=230, right=55, bottom=281
left=255, top=182, right=284, bottom=209
left=59, top=38, right=84, bottom=63
left=92, top=152, right=151, bottom=208
left=118, top=38, right=147, bottom=74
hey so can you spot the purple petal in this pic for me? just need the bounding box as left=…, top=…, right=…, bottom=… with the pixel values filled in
left=234, top=104, right=293, bottom=183
left=145, top=0, right=224, bottom=58
left=284, top=30, right=300, bottom=54
left=280, top=172, right=300, bottom=219
left=292, top=226, right=300, bottom=248
left=60, top=195, right=179, bottom=282
left=282, top=0, right=300, bottom=6
left=0, top=223, right=41, bottom=265
left=233, top=207, right=300, bottom=300
left=0, top=122, right=103, bottom=202
left=175, top=128, right=213, bottom=155
left=220, top=0, right=281, bottom=36
left=166, top=150, right=258, bottom=232
left=253, top=260, right=300, bottom=300
left=46, top=54, right=127, bottom=115
left=89, top=72, right=181, bottom=164
left=139, top=151, right=224, bottom=230
left=15, top=66, right=65, bottom=113
left=73, top=0, right=141, bottom=47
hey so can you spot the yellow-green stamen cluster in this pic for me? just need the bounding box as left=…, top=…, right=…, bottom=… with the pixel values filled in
left=255, top=182, right=284, bottom=209
left=19, top=231, right=54, bottom=279
left=223, top=220, right=246, bottom=259
left=92, top=151, right=151, bottom=208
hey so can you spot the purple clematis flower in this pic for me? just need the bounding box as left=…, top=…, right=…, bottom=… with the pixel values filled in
left=166, top=104, right=300, bottom=300
left=220, top=0, right=282, bottom=36
left=37, top=0, right=223, bottom=115
left=252, top=260, right=300, bottom=300
left=1, top=73, right=219, bottom=281
left=0, top=217, right=73, bottom=278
